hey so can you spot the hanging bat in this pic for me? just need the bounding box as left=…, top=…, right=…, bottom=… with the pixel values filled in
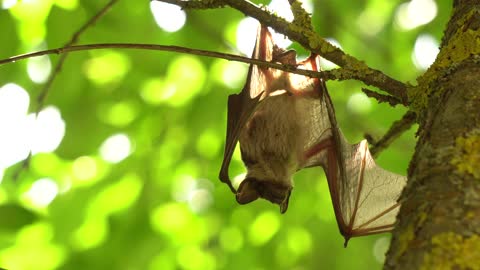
left=219, top=24, right=407, bottom=245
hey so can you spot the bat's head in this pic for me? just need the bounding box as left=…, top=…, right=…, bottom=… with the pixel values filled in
left=236, top=177, right=292, bottom=213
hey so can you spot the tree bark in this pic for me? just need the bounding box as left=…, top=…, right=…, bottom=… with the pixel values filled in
left=385, top=1, right=480, bottom=269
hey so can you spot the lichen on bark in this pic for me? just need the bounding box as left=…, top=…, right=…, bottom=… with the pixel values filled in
left=451, top=130, right=480, bottom=179
left=408, top=8, right=480, bottom=113
left=421, top=232, right=480, bottom=270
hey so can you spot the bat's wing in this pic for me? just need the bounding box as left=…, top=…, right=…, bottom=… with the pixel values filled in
left=297, top=56, right=407, bottom=245
left=294, top=55, right=333, bottom=169
left=219, top=25, right=276, bottom=193
left=334, top=133, right=406, bottom=245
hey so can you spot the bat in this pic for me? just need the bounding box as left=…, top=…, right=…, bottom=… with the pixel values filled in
left=219, top=24, right=407, bottom=245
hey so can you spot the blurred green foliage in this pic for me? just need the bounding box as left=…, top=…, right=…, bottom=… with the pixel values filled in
left=0, top=0, right=451, bottom=269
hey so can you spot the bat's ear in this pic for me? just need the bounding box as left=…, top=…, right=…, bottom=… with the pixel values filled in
left=236, top=178, right=260, bottom=204
left=253, top=24, right=274, bottom=61
left=272, top=50, right=297, bottom=65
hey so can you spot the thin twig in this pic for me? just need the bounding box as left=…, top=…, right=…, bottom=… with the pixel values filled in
left=12, top=0, right=117, bottom=182
left=362, top=88, right=402, bottom=107
left=0, top=42, right=377, bottom=83
left=367, top=111, right=417, bottom=157
left=154, top=0, right=409, bottom=104
left=36, top=0, right=119, bottom=113
left=158, top=0, right=225, bottom=9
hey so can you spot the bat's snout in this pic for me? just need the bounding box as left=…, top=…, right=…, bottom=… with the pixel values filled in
left=236, top=178, right=261, bottom=204
left=236, top=177, right=292, bottom=213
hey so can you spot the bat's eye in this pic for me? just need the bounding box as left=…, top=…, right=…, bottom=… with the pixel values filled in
left=236, top=178, right=260, bottom=204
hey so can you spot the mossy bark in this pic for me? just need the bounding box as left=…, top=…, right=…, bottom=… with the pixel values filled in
left=384, top=1, right=480, bottom=269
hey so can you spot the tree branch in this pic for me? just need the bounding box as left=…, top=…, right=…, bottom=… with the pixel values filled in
left=288, top=0, right=313, bottom=31
left=0, top=42, right=393, bottom=85
left=154, top=0, right=408, bottom=104
left=35, top=0, right=119, bottom=113
left=362, top=88, right=402, bottom=107
left=158, top=0, right=225, bottom=9
left=367, top=111, right=417, bottom=157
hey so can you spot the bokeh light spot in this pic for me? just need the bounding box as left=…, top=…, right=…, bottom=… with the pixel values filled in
left=177, top=245, right=216, bottom=270
left=69, top=156, right=108, bottom=188
left=0, top=85, right=66, bottom=175
left=347, top=92, right=372, bottom=115
left=140, top=78, right=165, bottom=105
left=268, top=0, right=293, bottom=22
left=0, top=83, right=30, bottom=168
left=141, top=58, right=206, bottom=107
left=248, top=211, right=280, bottom=246
left=267, top=0, right=294, bottom=48
left=150, top=1, right=186, bottom=32
left=9, top=0, right=51, bottom=44
left=99, top=133, right=132, bottom=163
left=287, top=227, right=312, bottom=256
left=27, top=55, right=51, bottom=83
left=188, top=188, right=213, bottom=213
left=99, top=100, right=138, bottom=127
left=395, top=0, right=437, bottom=30
left=72, top=156, right=98, bottom=181
left=0, top=83, right=65, bottom=168
left=84, top=51, right=130, bottom=86
left=29, top=106, right=66, bottom=154
left=89, top=173, right=143, bottom=215
left=0, top=222, right=66, bottom=270
left=71, top=216, right=108, bottom=251
left=236, top=17, right=258, bottom=56
left=210, top=60, right=248, bottom=89
left=356, top=1, right=395, bottom=36
left=2, top=0, right=17, bottom=9
left=172, top=175, right=196, bottom=202
left=30, top=153, right=61, bottom=176
left=150, top=203, right=192, bottom=235
left=23, top=178, right=59, bottom=207
left=54, top=0, right=78, bottom=10
left=165, top=56, right=206, bottom=107
left=412, top=34, right=439, bottom=70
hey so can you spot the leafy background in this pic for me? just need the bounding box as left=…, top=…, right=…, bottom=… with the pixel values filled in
left=0, top=0, right=451, bottom=269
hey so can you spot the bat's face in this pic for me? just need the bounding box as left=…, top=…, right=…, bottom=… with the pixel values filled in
left=236, top=177, right=292, bottom=213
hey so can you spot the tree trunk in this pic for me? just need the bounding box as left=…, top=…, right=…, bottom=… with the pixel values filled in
left=385, top=0, right=480, bottom=269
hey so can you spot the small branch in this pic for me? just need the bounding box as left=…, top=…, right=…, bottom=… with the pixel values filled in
left=156, top=0, right=225, bottom=9
left=35, top=0, right=119, bottom=113
left=155, top=0, right=409, bottom=104
left=0, top=43, right=367, bottom=83
left=362, top=88, right=403, bottom=107
left=11, top=153, right=31, bottom=181
left=14, top=0, right=118, bottom=182
left=367, top=111, right=417, bottom=157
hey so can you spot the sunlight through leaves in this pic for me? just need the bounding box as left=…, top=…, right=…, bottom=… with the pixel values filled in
left=412, top=34, right=439, bottom=70
left=149, top=1, right=186, bottom=33
left=99, top=133, right=132, bottom=163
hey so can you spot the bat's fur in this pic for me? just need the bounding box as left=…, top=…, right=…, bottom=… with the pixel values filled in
left=240, top=95, right=300, bottom=183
